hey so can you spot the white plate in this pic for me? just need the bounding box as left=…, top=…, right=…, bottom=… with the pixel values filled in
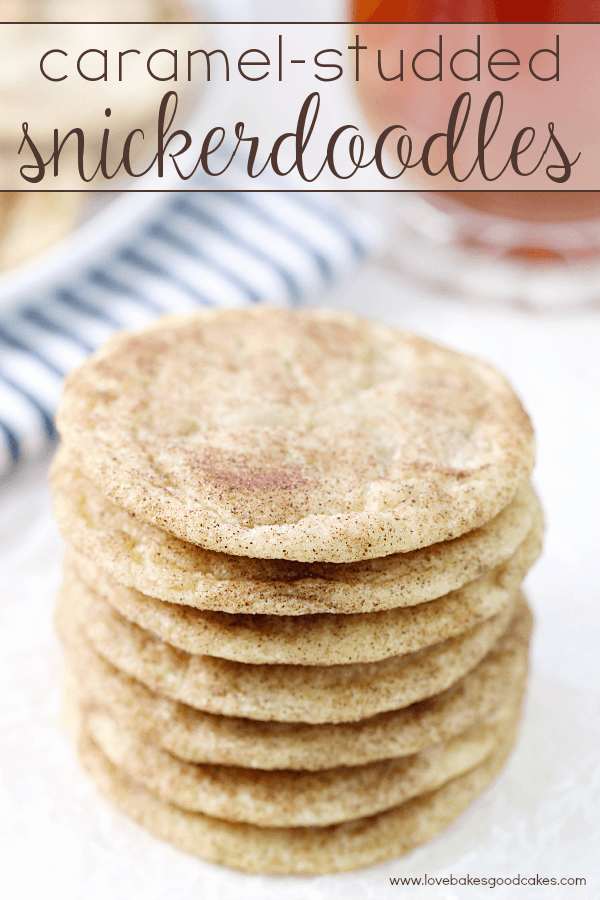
left=0, top=2, right=252, bottom=316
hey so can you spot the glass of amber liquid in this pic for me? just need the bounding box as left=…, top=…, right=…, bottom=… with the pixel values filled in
left=352, top=1, right=600, bottom=307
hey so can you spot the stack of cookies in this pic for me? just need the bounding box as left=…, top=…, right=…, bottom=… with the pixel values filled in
left=51, top=308, right=542, bottom=875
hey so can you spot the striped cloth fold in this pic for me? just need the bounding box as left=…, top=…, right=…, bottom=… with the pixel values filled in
left=0, top=190, right=379, bottom=482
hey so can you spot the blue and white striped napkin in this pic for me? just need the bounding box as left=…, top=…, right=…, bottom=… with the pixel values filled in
left=0, top=190, right=379, bottom=481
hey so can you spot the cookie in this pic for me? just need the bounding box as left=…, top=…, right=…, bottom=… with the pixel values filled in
left=75, top=724, right=518, bottom=874
left=51, top=446, right=539, bottom=613
left=61, top=596, right=532, bottom=770
left=66, top=516, right=541, bottom=665
left=75, top=689, right=523, bottom=827
left=57, top=575, right=520, bottom=723
left=55, top=308, right=535, bottom=561
left=0, top=192, right=85, bottom=273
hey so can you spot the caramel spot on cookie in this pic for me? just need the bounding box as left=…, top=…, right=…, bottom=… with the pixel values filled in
left=199, top=451, right=311, bottom=496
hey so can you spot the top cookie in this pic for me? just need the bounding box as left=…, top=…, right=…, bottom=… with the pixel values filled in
left=56, top=308, right=535, bottom=562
